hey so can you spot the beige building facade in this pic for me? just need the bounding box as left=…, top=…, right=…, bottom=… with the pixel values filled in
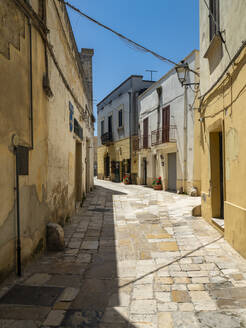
left=199, top=0, right=246, bottom=257
left=0, top=0, right=94, bottom=279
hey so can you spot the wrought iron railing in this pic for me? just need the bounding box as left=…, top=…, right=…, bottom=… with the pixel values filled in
left=151, top=125, right=176, bottom=146
left=138, top=134, right=150, bottom=150
left=101, top=131, right=113, bottom=145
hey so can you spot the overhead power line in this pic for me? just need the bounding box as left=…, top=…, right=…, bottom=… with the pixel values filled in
left=59, top=0, right=199, bottom=76
left=59, top=0, right=177, bottom=65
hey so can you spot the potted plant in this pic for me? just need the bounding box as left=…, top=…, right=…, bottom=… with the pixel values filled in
left=123, top=174, right=130, bottom=185
left=152, top=176, right=162, bottom=190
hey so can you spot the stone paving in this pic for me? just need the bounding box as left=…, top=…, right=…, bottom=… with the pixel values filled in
left=1, top=179, right=246, bottom=327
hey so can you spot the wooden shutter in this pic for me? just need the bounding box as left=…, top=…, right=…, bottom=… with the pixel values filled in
left=143, top=118, right=148, bottom=148
left=162, top=106, right=170, bottom=143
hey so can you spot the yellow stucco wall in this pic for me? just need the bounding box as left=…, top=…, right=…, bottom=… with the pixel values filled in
left=0, top=0, right=94, bottom=279
left=97, top=137, right=137, bottom=182
left=0, top=2, right=49, bottom=279
left=200, top=47, right=246, bottom=257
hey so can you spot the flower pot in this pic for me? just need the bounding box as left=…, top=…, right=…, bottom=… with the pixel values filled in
left=153, top=184, right=162, bottom=190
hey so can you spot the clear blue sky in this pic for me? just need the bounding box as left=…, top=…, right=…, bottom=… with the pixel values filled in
left=67, top=0, right=199, bottom=135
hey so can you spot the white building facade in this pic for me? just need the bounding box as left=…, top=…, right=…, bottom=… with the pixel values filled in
left=97, top=75, right=153, bottom=182
left=138, top=50, right=200, bottom=194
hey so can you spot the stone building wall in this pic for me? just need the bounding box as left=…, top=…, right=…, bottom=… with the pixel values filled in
left=0, top=0, right=94, bottom=280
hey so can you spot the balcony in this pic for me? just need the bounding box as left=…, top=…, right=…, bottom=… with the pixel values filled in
left=101, top=131, right=113, bottom=145
left=138, top=135, right=150, bottom=150
left=151, top=125, right=176, bottom=146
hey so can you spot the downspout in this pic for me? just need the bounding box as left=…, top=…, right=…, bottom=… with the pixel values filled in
left=15, top=18, right=34, bottom=276
left=183, top=86, right=188, bottom=193
left=15, top=149, right=21, bottom=276
left=28, top=18, right=34, bottom=149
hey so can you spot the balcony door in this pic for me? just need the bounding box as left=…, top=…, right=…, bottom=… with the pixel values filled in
left=143, top=117, right=148, bottom=149
left=108, top=115, right=112, bottom=138
left=162, top=106, right=170, bottom=143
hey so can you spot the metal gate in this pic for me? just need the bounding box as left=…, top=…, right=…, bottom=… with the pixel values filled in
left=168, top=153, right=176, bottom=191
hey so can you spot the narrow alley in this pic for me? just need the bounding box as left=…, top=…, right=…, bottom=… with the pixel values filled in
left=0, top=180, right=246, bottom=327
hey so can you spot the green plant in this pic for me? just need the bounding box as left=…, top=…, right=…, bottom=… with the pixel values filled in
left=152, top=176, right=162, bottom=186
left=123, top=175, right=130, bottom=184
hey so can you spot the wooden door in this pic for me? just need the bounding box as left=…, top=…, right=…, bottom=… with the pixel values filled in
left=162, top=106, right=170, bottom=143
left=168, top=153, right=177, bottom=191
left=104, top=154, right=110, bottom=177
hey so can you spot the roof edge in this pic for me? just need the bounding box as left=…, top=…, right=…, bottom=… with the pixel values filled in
left=97, top=75, right=143, bottom=107
left=138, top=49, right=199, bottom=100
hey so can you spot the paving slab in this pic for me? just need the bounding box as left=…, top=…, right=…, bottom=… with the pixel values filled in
left=1, top=179, right=246, bottom=327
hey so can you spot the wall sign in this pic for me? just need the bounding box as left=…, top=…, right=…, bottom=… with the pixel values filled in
left=69, top=101, right=74, bottom=132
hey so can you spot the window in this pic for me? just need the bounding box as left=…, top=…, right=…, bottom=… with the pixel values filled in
left=69, top=102, right=74, bottom=132
left=118, top=109, right=123, bottom=127
left=108, top=116, right=112, bottom=135
left=101, top=120, right=104, bottom=136
left=209, top=0, right=220, bottom=41
left=74, top=118, right=83, bottom=140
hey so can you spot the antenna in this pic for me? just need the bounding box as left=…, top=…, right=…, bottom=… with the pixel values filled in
left=145, top=69, right=158, bottom=81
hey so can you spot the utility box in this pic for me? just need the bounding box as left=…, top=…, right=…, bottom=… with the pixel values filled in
left=16, top=146, right=29, bottom=176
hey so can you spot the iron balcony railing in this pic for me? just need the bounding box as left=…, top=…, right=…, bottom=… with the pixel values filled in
left=138, top=134, right=150, bottom=150
left=151, top=125, right=176, bottom=146
left=101, top=131, right=113, bottom=145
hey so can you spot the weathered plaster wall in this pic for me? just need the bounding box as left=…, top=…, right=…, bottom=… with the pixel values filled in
left=0, top=0, right=94, bottom=279
left=97, top=137, right=130, bottom=181
left=98, top=93, right=129, bottom=148
left=0, top=0, right=49, bottom=279
left=200, top=0, right=246, bottom=94
left=97, top=76, right=153, bottom=182
left=200, top=46, right=246, bottom=257
left=46, top=0, right=94, bottom=220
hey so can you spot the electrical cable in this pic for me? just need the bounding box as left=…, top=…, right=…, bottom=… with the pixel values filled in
left=202, top=0, right=232, bottom=61
left=203, top=0, right=220, bottom=34
left=199, top=40, right=246, bottom=113
left=59, top=0, right=199, bottom=76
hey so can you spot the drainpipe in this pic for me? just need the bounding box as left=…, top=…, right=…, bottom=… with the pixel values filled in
left=183, top=86, right=188, bottom=193
left=15, top=148, right=21, bottom=276
left=14, top=19, right=33, bottom=276
left=28, top=18, right=34, bottom=150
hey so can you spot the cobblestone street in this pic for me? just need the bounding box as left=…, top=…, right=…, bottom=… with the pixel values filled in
left=1, top=179, right=246, bottom=327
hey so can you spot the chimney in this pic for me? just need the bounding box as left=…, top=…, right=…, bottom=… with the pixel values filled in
left=80, top=48, right=94, bottom=110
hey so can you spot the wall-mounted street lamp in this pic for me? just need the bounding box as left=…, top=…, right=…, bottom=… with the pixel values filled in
left=175, top=61, right=199, bottom=87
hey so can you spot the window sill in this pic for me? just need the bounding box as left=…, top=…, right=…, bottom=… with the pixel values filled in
left=203, top=34, right=222, bottom=59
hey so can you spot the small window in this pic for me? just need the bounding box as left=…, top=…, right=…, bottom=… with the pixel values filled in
left=118, top=109, right=123, bottom=127
left=209, top=0, right=220, bottom=41
left=101, top=120, right=104, bottom=136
